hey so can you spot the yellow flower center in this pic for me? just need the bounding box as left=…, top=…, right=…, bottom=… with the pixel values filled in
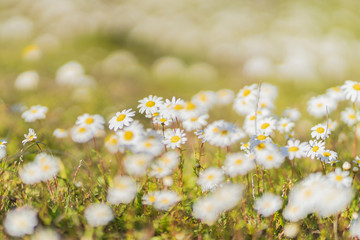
left=213, top=127, right=219, bottom=133
left=335, top=175, right=343, bottom=181
left=160, top=118, right=167, bottom=123
left=235, top=159, right=243, bottom=165
left=243, top=89, right=251, bottom=97
left=124, top=131, right=134, bottom=141
left=78, top=127, right=86, bottom=133
left=261, top=123, right=270, bottom=129
left=207, top=174, right=214, bottom=180
left=266, top=155, right=273, bottom=161
left=190, top=117, right=198, bottom=122
left=316, top=127, right=324, bottom=133
left=153, top=112, right=159, bottom=117
left=323, top=152, right=331, bottom=157
left=146, top=101, right=155, bottom=107
left=243, top=143, right=249, bottom=148
left=174, top=104, right=183, bottom=110
left=137, top=160, right=145, bottom=166
left=257, top=135, right=266, bottom=140
left=42, top=164, right=50, bottom=171
left=31, top=109, right=37, bottom=114
left=186, top=102, right=196, bottom=110
left=117, top=114, right=126, bottom=122
left=200, top=94, right=207, bottom=101
left=288, top=146, right=299, bottom=152
left=221, top=130, right=228, bottom=135
left=333, top=87, right=340, bottom=92
left=300, top=190, right=310, bottom=199
left=145, top=142, right=152, bottom=147
left=282, top=123, right=288, bottom=127
left=110, top=138, right=118, bottom=145
left=349, top=114, right=356, bottom=119
left=312, top=146, right=319, bottom=152
left=353, top=84, right=360, bottom=91
left=149, top=196, right=156, bottom=202
left=161, top=198, right=170, bottom=204
left=250, top=116, right=256, bottom=121
left=171, top=136, right=180, bottom=143
left=115, top=182, right=127, bottom=189
left=257, top=143, right=266, bottom=149
left=85, top=117, right=94, bottom=124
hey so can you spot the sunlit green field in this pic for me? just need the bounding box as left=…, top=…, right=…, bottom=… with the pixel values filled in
left=2, top=0, right=360, bottom=240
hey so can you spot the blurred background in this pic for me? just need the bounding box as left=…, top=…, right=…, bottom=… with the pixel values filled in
left=1, top=0, right=360, bottom=112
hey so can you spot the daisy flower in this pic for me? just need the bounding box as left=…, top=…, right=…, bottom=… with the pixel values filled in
left=236, top=84, right=258, bottom=100
left=76, top=113, right=105, bottom=133
left=327, top=168, right=352, bottom=188
left=204, top=120, right=240, bottom=147
left=317, top=187, right=353, bottom=217
left=132, top=138, right=163, bottom=156
left=197, top=167, right=224, bottom=192
left=283, top=108, right=301, bottom=122
left=19, top=162, right=42, bottom=184
left=107, top=176, right=137, bottom=204
left=108, top=109, right=135, bottom=131
left=142, top=191, right=160, bottom=206
left=277, top=118, right=294, bottom=134
left=257, top=117, right=277, bottom=136
left=34, top=153, right=59, bottom=181
left=182, top=114, right=208, bottom=132
left=32, top=228, right=60, bottom=240
left=224, top=152, right=255, bottom=176
left=84, top=203, right=114, bottom=227
left=21, top=105, right=48, bottom=122
left=180, top=101, right=204, bottom=119
left=286, top=139, right=308, bottom=160
left=282, top=203, right=309, bottom=222
left=216, top=89, right=234, bottom=105
left=22, top=128, right=37, bottom=145
left=341, top=107, right=359, bottom=126
left=15, top=71, right=39, bottom=91
left=104, top=134, right=121, bottom=154
left=157, top=151, right=179, bottom=170
left=318, top=150, right=338, bottom=164
left=233, top=97, right=256, bottom=116
left=341, top=80, right=360, bottom=102
left=324, top=119, right=338, bottom=131
left=162, top=128, right=187, bottom=149
left=256, top=147, right=285, bottom=169
left=71, top=125, right=94, bottom=143
left=53, top=128, right=68, bottom=139
left=161, top=97, right=185, bottom=119
left=254, top=193, right=283, bottom=217
left=191, top=91, right=217, bottom=109
left=307, top=95, right=336, bottom=118
left=212, top=183, right=244, bottom=212
left=306, top=140, right=325, bottom=159
left=116, top=121, right=144, bottom=148
left=311, top=123, right=330, bottom=140
left=138, top=95, right=163, bottom=115
left=353, top=156, right=360, bottom=167
left=153, top=191, right=181, bottom=211
left=4, top=207, right=38, bottom=237
left=192, top=196, right=221, bottom=225
left=149, top=163, right=172, bottom=178
left=153, top=114, right=172, bottom=126
left=123, top=154, right=152, bottom=177
left=326, top=86, right=344, bottom=101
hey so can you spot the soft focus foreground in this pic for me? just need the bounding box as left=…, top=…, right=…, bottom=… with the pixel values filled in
left=2, top=0, right=360, bottom=240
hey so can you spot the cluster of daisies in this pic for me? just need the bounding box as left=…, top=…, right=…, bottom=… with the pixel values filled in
left=4, top=80, right=360, bottom=238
